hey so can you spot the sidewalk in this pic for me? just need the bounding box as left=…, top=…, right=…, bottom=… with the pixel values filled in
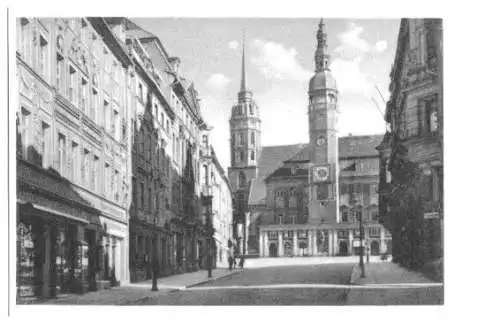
left=347, top=261, right=444, bottom=305
left=43, top=268, right=239, bottom=305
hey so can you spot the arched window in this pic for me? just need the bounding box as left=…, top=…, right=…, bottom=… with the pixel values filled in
left=250, top=151, right=255, bottom=161
left=238, top=171, right=246, bottom=188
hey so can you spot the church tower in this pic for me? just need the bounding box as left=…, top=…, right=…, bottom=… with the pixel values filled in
left=307, top=19, right=340, bottom=223
left=228, top=36, right=261, bottom=252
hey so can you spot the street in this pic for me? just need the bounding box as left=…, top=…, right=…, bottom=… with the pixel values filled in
left=127, top=262, right=354, bottom=305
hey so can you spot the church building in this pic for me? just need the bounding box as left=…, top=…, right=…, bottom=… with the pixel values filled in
left=228, top=19, right=391, bottom=258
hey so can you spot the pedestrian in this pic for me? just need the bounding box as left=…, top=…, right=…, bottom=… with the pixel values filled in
left=239, top=256, right=245, bottom=270
left=228, top=256, right=233, bottom=270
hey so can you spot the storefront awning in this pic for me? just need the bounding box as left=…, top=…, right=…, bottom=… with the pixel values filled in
left=18, top=200, right=90, bottom=225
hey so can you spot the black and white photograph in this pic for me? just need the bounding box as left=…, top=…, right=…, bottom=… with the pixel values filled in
left=3, top=1, right=500, bottom=328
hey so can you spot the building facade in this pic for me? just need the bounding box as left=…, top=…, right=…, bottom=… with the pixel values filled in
left=377, top=19, right=443, bottom=269
left=16, top=17, right=133, bottom=302
left=228, top=20, right=390, bottom=258
left=200, top=135, right=234, bottom=269
left=104, top=18, right=212, bottom=281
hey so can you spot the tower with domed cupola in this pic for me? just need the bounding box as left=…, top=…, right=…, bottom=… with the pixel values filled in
left=307, top=18, right=340, bottom=224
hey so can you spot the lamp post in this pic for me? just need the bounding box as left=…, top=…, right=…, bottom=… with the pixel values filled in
left=359, top=214, right=366, bottom=278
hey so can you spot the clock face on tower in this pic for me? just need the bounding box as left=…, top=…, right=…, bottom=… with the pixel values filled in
left=313, top=166, right=329, bottom=182
left=316, top=135, right=326, bottom=145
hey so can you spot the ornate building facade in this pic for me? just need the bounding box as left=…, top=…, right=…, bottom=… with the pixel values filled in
left=377, top=19, right=443, bottom=270
left=16, top=17, right=133, bottom=302
left=230, top=19, right=390, bottom=258
left=104, top=18, right=212, bottom=281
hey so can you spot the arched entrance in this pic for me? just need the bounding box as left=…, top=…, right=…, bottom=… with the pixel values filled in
left=339, top=241, right=348, bottom=256
left=269, top=243, right=278, bottom=258
left=370, top=240, right=380, bottom=256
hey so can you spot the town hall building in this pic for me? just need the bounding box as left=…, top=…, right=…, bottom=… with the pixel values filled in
left=228, top=19, right=391, bottom=258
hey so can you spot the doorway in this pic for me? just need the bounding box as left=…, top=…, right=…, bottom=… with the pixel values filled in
left=269, top=243, right=278, bottom=257
left=339, top=241, right=348, bottom=256
left=371, top=240, right=380, bottom=256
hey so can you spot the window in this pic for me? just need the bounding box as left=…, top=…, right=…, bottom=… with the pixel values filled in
left=103, top=99, right=110, bottom=131
left=369, top=227, right=381, bottom=237
left=202, top=135, right=208, bottom=149
left=114, top=170, right=120, bottom=202
left=341, top=208, right=349, bottom=223
left=71, top=142, right=79, bottom=181
left=238, top=133, right=243, bottom=147
left=251, top=132, right=255, bottom=146
left=38, top=35, right=48, bottom=78
left=104, top=163, right=110, bottom=196
left=353, top=209, right=362, bottom=222
left=113, top=109, right=120, bottom=140
left=250, top=151, right=255, bottom=161
left=240, top=151, right=244, bottom=163
left=81, top=78, right=88, bottom=114
left=148, top=188, right=153, bottom=211
left=138, top=83, right=143, bottom=102
left=82, top=149, right=90, bottom=186
left=57, top=133, right=66, bottom=175
left=68, top=65, right=77, bottom=103
left=371, top=210, right=379, bottom=222
left=278, top=215, right=283, bottom=224
left=19, top=18, right=30, bottom=62
left=238, top=172, right=246, bottom=188
left=56, top=53, right=64, bottom=92
left=317, top=183, right=329, bottom=200
left=40, top=122, right=50, bottom=168
left=19, top=107, right=31, bottom=159
left=235, top=151, right=241, bottom=162
left=91, top=88, right=98, bottom=121
left=92, top=155, right=99, bottom=192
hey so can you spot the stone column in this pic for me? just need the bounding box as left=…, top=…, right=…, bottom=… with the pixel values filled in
left=333, top=230, right=338, bottom=256
left=312, top=230, right=317, bottom=256
left=278, top=231, right=284, bottom=257
left=348, top=230, right=353, bottom=256
left=307, top=230, right=313, bottom=255
left=328, top=230, right=333, bottom=256
left=380, top=228, right=387, bottom=254
left=293, top=230, right=299, bottom=256
left=259, top=232, right=264, bottom=257
left=263, top=231, right=269, bottom=257
left=42, top=223, right=52, bottom=299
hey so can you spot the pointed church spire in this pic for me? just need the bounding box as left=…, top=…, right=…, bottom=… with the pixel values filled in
left=240, top=30, right=247, bottom=93
left=315, top=18, right=330, bottom=72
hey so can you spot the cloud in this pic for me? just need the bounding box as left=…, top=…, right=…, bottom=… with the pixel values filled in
left=334, top=23, right=388, bottom=60
left=330, top=58, right=372, bottom=97
left=251, top=39, right=312, bottom=81
left=206, top=73, right=231, bottom=91
left=375, top=40, right=388, bottom=53
left=228, top=40, right=239, bottom=50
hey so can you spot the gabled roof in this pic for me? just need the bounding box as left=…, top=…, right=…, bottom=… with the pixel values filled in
left=248, top=144, right=307, bottom=206
left=338, top=134, right=384, bottom=158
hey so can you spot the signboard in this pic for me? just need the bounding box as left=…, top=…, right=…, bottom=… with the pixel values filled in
left=353, top=240, right=367, bottom=248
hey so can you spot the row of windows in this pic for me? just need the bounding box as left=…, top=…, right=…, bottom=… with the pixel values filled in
left=233, top=150, right=256, bottom=164
left=231, top=132, right=256, bottom=147
left=18, top=109, right=126, bottom=203
left=400, top=95, right=439, bottom=139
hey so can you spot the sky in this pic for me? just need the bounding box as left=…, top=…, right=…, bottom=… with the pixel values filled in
left=131, top=18, right=401, bottom=173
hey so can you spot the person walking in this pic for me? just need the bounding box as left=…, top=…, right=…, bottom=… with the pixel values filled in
left=228, top=256, right=233, bottom=270
left=239, top=256, right=245, bottom=270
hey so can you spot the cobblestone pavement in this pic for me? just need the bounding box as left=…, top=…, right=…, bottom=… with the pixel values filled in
left=126, top=263, right=354, bottom=305
left=345, top=287, right=444, bottom=305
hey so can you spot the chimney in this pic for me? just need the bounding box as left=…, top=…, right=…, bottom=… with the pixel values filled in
left=169, top=57, right=181, bottom=75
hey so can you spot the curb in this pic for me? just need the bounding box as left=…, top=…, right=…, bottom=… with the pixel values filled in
left=349, top=264, right=361, bottom=285
left=185, top=270, right=241, bottom=289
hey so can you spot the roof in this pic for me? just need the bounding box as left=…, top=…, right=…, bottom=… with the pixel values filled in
left=247, top=135, right=383, bottom=206
left=248, top=144, right=307, bottom=206
left=338, top=134, right=384, bottom=158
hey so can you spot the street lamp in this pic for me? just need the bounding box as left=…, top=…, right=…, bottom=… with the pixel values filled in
left=359, top=211, right=366, bottom=278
